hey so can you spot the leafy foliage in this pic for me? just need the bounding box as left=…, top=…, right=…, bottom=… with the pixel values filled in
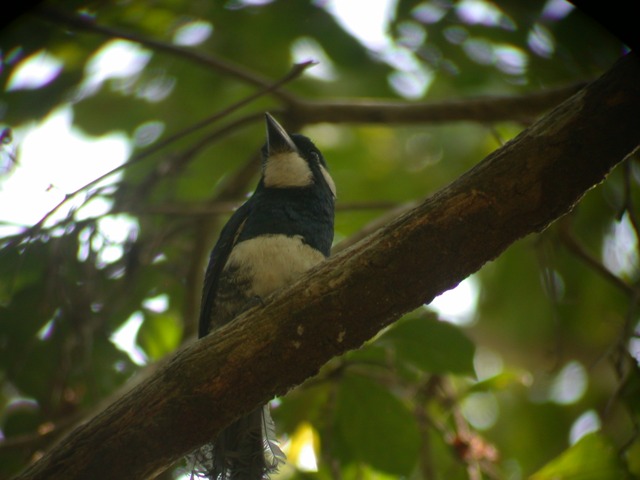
left=530, top=433, right=627, bottom=480
left=0, top=1, right=638, bottom=479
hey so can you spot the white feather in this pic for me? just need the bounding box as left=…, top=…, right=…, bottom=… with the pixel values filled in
left=261, top=404, right=286, bottom=471
left=225, top=235, right=326, bottom=298
left=263, top=151, right=313, bottom=188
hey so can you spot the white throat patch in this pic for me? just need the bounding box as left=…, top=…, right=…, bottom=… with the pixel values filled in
left=263, top=151, right=313, bottom=188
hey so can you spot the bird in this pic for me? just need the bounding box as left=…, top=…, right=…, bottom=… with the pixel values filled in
left=192, top=113, right=336, bottom=480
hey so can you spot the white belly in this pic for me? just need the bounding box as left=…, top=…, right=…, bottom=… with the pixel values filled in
left=225, top=234, right=326, bottom=298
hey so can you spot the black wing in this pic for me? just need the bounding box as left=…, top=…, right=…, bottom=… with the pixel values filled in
left=198, top=200, right=252, bottom=338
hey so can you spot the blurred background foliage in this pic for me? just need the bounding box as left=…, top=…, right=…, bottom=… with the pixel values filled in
left=0, top=1, right=637, bottom=479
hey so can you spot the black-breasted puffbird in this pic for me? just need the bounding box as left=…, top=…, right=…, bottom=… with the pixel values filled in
left=192, top=113, right=336, bottom=479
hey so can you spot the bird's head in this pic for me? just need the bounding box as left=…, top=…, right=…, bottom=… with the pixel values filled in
left=260, top=113, right=336, bottom=198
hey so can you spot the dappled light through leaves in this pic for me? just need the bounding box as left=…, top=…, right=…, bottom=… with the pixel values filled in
left=1, top=1, right=639, bottom=479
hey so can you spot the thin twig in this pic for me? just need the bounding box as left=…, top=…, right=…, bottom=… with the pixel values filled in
left=34, top=5, right=301, bottom=105
left=32, top=2, right=589, bottom=128
left=558, top=219, right=637, bottom=297
left=2, top=62, right=313, bottom=249
left=534, top=234, right=565, bottom=371
left=414, top=378, right=438, bottom=480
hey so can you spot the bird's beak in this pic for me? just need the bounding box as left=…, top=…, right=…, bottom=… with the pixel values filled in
left=265, top=113, right=298, bottom=154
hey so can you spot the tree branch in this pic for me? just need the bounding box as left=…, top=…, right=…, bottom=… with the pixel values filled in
left=35, top=5, right=586, bottom=127
left=34, top=5, right=300, bottom=104
left=558, top=219, right=637, bottom=297
left=13, top=54, right=640, bottom=480
left=1, top=54, right=315, bottom=249
left=287, top=83, right=587, bottom=125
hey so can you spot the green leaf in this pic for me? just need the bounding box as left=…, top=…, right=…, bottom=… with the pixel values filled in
left=378, top=315, right=475, bottom=375
left=626, top=439, right=640, bottom=477
left=136, top=312, right=181, bottom=361
left=530, top=433, right=627, bottom=480
left=276, top=383, right=331, bottom=434
left=335, top=374, right=419, bottom=475
left=467, top=370, right=528, bottom=394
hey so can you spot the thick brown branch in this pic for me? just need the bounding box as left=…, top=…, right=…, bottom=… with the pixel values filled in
left=13, top=54, right=640, bottom=480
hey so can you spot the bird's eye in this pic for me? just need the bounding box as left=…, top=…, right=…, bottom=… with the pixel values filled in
left=310, top=152, right=321, bottom=164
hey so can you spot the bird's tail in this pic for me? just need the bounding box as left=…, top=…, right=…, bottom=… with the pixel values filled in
left=191, top=405, right=286, bottom=480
